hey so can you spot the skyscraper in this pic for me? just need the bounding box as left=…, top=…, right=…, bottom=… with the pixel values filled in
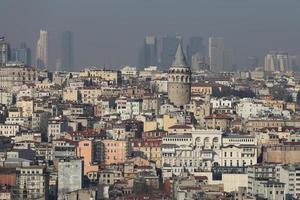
left=186, top=36, right=205, bottom=66
left=209, top=37, right=224, bottom=72
left=11, top=43, right=31, bottom=65
left=160, top=35, right=182, bottom=70
left=138, top=36, right=157, bottom=69
left=247, top=56, right=259, bottom=70
left=277, top=52, right=290, bottom=72
left=223, top=49, right=234, bottom=72
left=264, top=52, right=277, bottom=72
left=0, top=37, right=10, bottom=66
left=264, top=51, right=290, bottom=72
left=61, top=31, right=74, bottom=71
left=36, top=30, right=48, bottom=69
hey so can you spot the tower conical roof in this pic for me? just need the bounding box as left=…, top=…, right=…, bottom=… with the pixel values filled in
left=172, top=43, right=188, bottom=67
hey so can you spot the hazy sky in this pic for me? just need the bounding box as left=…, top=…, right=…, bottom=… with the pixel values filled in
left=1, top=0, right=300, bottom=70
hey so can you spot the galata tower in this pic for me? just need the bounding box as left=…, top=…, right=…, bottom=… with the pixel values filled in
left=167, top=43, right=191, bottom=107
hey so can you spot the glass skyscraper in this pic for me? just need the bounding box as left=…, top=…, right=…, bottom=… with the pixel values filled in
left=0, top=39, right=10, bottom=66
left=61, top=31, right=74, bottom=72
left=138, top=36, right=157, bottom=70
left=160, top=35, right=182, bottom=70
left=209, top=37, right=224, bottom=72
left=186, top=36, right=205, bottom=66
left=36, top=30, right=48, bottom=69
left=11, top=43, right=31, bottom=65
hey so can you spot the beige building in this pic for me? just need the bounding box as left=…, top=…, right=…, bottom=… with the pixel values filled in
left=143, top=120, right=158, bottom=132
left=191, top=83, right=213, bottom=95
left=79, top=68, right=121, bottom=85
left=16, top=97, right=34, bottom=117
left=204, top=114, right=232, bottom=130
left=0, top=64, right=37, bottom=89
left=163, top=114, right=178, bottom=132
left=79, top=87, right=102, bottom=104
left=0, top=124, right=20, bottom=137
left=132, top=139, right=162, bottom=167
left=263, top=142, right=300, bottom=164
left=63, top=88, right=80, bottom=102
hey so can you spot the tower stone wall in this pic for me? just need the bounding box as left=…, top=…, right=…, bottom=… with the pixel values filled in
left=167, top=44, right=191, bottom=107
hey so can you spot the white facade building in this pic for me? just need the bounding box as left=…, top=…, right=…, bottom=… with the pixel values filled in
left=221, top=135, right=257, bottom=167
left=0, top=124, right=20, bottom=137
left=210, top=98, right=233, bottom=109
left=161, top=129, right=223, bottom=180
left=116, top=97, right=143, bottom=120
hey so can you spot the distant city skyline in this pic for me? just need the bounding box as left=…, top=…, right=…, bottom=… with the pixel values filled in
left=1, top=0, right=300, bottom=70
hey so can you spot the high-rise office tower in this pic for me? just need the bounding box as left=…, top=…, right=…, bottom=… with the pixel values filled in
left=247, top=56, right=259, bottom=70
left=191, top=54, right=207, bottom=71
left=209, top=37, right=224, bottom=72
left=264, top=51, right=290, bottom=72
left=0, top=37, right=10, bottom=66
left=264, top=52, right=277, bottom=72
left=36, top=29, right=48, bottom=69
left=61, top=31, right=74, bottom=71
left=161, top=35, right=182, bottom=70
left=277, top=52, right=290, bottom=72
left=223, top=49, right=234, bottom=72
left=138, top=36, right=157, bottom=69
left=11, top=43, right=31, bottom=65
left=186, top=36, right=205, bottom=66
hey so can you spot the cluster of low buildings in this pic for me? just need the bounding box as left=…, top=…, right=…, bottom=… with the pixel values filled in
left=1, top=46, right=300, bottom=200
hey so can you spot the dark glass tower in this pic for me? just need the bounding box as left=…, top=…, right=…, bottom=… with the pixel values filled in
left=61, top=31, right=74, bottom=71
left=160, top=35, right=182, bottom=70
left=138, top=36, right=158, bottom=69
left=0, top=38, right=10, bottom=66
left=186, top=36, right=205, bottom=66
left=11, top=43, right=31, bottom=65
